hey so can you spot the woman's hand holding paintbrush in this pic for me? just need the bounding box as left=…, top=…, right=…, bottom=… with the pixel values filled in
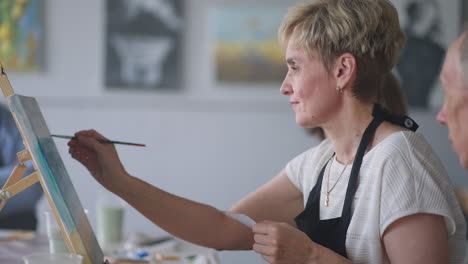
left=51, top=134, right=145, bottom=147
left=66, top=129, right=131, bottom=191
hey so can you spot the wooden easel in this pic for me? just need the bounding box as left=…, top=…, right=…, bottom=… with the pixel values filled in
left=0, top=62, right=99, bottom=263
left=0, top=63, right=44, bottom=217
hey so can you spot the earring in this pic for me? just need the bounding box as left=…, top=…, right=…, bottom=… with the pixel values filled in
left=336, top=86, right=343, bottom=93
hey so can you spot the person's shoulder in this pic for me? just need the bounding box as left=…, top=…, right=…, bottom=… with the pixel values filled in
left=300, top=138, right=333, bottom=159
left=0, top=104, right=20, bottom=136
left=389, top=131, right=435, bottom=157
left=376, top=131, right=430, bottom=153
left=285, top=139, right=333, bottom=190
left=374, top=131, right=446, bottom=175
left=366, top=131, right=432, bottom=167
left=0, top=104, right=12, bottom=122
left=0, top=104, right=13, bottom=119
left=287, top=139, right=333, bottom=167
left=0, top=104, right=9, bottom=113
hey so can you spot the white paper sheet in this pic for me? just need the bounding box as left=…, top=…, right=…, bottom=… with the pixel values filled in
left=226, top=213, right=256, bottom=228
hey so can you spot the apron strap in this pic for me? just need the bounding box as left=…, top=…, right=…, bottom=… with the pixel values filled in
left=373, top=104, right=419, bottom=132
left=341, top=116, right=383, bottom=217
left=341, top=104, right=419, bottom=217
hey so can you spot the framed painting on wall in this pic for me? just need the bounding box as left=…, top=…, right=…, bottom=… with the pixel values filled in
left=391, top=0, right=462, bottom=110
left=105, top=0, right=183, bottom=90
left=210, top=4, right=288, bottom=84
left=0, top=0, right=44, bottom=72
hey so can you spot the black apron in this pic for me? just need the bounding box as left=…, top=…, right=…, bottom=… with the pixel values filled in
left=295, top=104, right=419, bottom=258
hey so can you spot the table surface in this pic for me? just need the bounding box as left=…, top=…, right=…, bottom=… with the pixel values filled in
left=0, top=231, right=220, bottom=264
left=0, top=233, right=49, bottom=264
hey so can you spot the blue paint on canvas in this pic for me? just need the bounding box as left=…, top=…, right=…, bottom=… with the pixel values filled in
left=7, top=94, right=103, bottom=264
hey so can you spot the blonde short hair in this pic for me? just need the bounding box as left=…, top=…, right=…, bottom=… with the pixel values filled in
left=279, top=0, right=406, bottom=103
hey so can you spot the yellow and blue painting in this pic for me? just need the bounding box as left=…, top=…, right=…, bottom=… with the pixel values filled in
left=8, top=95, right=103, bottom=264
left=0, top=0, right=43, bottom=71
left=212, top=5, right=288, bottom=83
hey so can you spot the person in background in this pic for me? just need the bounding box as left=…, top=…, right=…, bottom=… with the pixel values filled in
left=396, top=0, right=445, bottom=108
left=436, top=29, right=468, bottom=170
left=436, top=28, right=468, bottom=256
left=0, top=104, right=42, bottom=230
left=68, top=0, right=466, bottom=263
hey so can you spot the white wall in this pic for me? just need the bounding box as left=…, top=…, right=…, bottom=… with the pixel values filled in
left=4, top=1, right=467, bottom=264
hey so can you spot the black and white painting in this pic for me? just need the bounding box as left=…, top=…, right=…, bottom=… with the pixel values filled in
left=105, top=0, right=183, bottom=90
left=392, top=0, right=462, bottom=109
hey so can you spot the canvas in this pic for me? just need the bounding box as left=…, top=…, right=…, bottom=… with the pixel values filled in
left=7, top=94, right=104, bottom=264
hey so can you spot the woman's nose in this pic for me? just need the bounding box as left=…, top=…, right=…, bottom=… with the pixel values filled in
left=436, top=104, right=448, bottom=125
left=280, top=78, right=292, bottom=95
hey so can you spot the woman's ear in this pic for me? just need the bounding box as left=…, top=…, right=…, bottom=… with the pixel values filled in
left=334, top=53, right=357, bottom=91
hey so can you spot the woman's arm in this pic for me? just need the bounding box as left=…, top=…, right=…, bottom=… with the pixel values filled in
left=383, top=213, right=449, bottom=264
left=68, top=130, right=252, bottom=250
left=115, top=170, right=304, bottom=250
left=228, top=170, right=304, bottom=226
left=230, top=171, right=352, bottom=264
left=113, top=174, right=253, bottom=250
left=68, top=130, right=304, bottom=251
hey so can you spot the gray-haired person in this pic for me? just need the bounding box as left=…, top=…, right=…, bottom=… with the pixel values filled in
left=437, top=29, right=468, bottom=170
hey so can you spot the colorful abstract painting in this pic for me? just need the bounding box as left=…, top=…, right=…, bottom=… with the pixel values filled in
left=0, top=0, right=43, bottom=71
left=211, top=5, right=288, bottom=83
left=8, top=95, right=103, bottom=264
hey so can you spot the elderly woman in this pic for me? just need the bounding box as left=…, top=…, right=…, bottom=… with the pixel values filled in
left=68, top=0, right=466, bottom=263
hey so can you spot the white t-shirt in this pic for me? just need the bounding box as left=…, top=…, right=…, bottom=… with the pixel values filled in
left=285, top=131, right=466, bottom=263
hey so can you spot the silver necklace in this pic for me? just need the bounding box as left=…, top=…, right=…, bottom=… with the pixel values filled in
left=325, top=158, right=348, bottom=207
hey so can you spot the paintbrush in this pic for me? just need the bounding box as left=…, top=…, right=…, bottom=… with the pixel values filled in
left=51, top=134, right=146, bottom=147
